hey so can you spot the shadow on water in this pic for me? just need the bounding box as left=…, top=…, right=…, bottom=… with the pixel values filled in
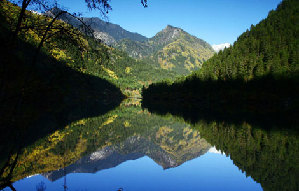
left=0, top=37, right=124, bottom=188
left=142, top=75, right=299, bottom=130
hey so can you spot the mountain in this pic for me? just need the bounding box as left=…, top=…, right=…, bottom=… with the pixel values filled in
left=116, top=25, right=215, bottom=75
left=47, top=9, right=215, bottom=75
left=39, top=8, right=215, bottom=93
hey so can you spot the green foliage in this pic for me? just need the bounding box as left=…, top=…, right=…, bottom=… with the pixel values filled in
left=92, top=48, right=180, bottom=94
left=195, top=0, right=298, bottom=81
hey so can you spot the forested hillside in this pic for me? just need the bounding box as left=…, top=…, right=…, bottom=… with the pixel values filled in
left=142, top=0, right=299, bottom=127
left=0, top=0, right=180, bottom=99
left=195, top=0, right=298, bottom=80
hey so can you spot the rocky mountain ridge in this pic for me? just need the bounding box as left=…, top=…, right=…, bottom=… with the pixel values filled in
left=116, top=25, right=215, bottom=74
left=44, top=8, right=147, bottom=45
left=45, top=8, right=215, bottom=75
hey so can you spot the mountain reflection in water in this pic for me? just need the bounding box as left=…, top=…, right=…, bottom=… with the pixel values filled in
left=1, top=99, right=297, bottom=191
left=43, top=133, right=210, bottom=182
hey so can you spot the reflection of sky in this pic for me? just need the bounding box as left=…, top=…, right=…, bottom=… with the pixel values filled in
left=7, top=153, right=262, bottom=191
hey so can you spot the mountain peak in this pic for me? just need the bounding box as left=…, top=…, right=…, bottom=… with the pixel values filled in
left=166, top=25, right=175, bottom=29
left=164, top=25, right=181, bottom=31
left=154, top=25, right=182, bottom=41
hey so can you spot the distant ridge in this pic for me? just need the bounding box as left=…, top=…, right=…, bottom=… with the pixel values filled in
left=45, top=7, right=147, bottom=45
left=82, top=17, right=148, bottom=42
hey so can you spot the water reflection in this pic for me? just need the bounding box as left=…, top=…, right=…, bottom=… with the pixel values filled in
left=197, top=121, right=298, bottom=191
left=1, top=99, right=297, bottom=191
left=1, top=100, right=210, bottom=189
left=142, top=100, right=299, bottom=191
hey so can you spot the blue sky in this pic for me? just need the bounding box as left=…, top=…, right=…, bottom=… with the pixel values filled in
left=59, top=0, right=282, bottom=45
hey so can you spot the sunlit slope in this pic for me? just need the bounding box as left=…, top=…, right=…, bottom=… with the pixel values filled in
left=116, top=25, right=215, bottom=75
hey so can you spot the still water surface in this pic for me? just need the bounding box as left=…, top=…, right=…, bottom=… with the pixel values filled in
left=1, top=100, right=297, bottom=191
left=9, top=153, right=262, bottom=191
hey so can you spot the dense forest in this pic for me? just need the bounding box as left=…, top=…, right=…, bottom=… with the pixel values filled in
left=198, top=0, right=298, bottom=80
left=142, top=0, right=299, bottom=128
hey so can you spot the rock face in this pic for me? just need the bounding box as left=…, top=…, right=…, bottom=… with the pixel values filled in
left=93, top=31, right=116, bottom=45
left=43, top=145, right=144, bottom=182
left=82, top=17, right=148, bottom=42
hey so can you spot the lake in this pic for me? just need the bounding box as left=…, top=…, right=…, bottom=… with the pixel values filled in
left=1, top=99, right=298, bottom=191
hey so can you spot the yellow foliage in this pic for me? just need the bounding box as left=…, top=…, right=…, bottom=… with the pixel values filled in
left=157, top=37, right=214, bottom=71
left=74, top=119, right=86, bottom=126
left=123, top=120, right=131, bottom=127
left=50, top=48, right=72, bottom=61
left=125, top=67, right=131, bottom=74
left=26, top=29, right=41, bottom=42
left=156, top=126, right=173, bottom=139
left=101, top=66, right=118, bottom=79
left=183, top=127, right=193, bottom=138
left=99, top=115, right=118, bottom=128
